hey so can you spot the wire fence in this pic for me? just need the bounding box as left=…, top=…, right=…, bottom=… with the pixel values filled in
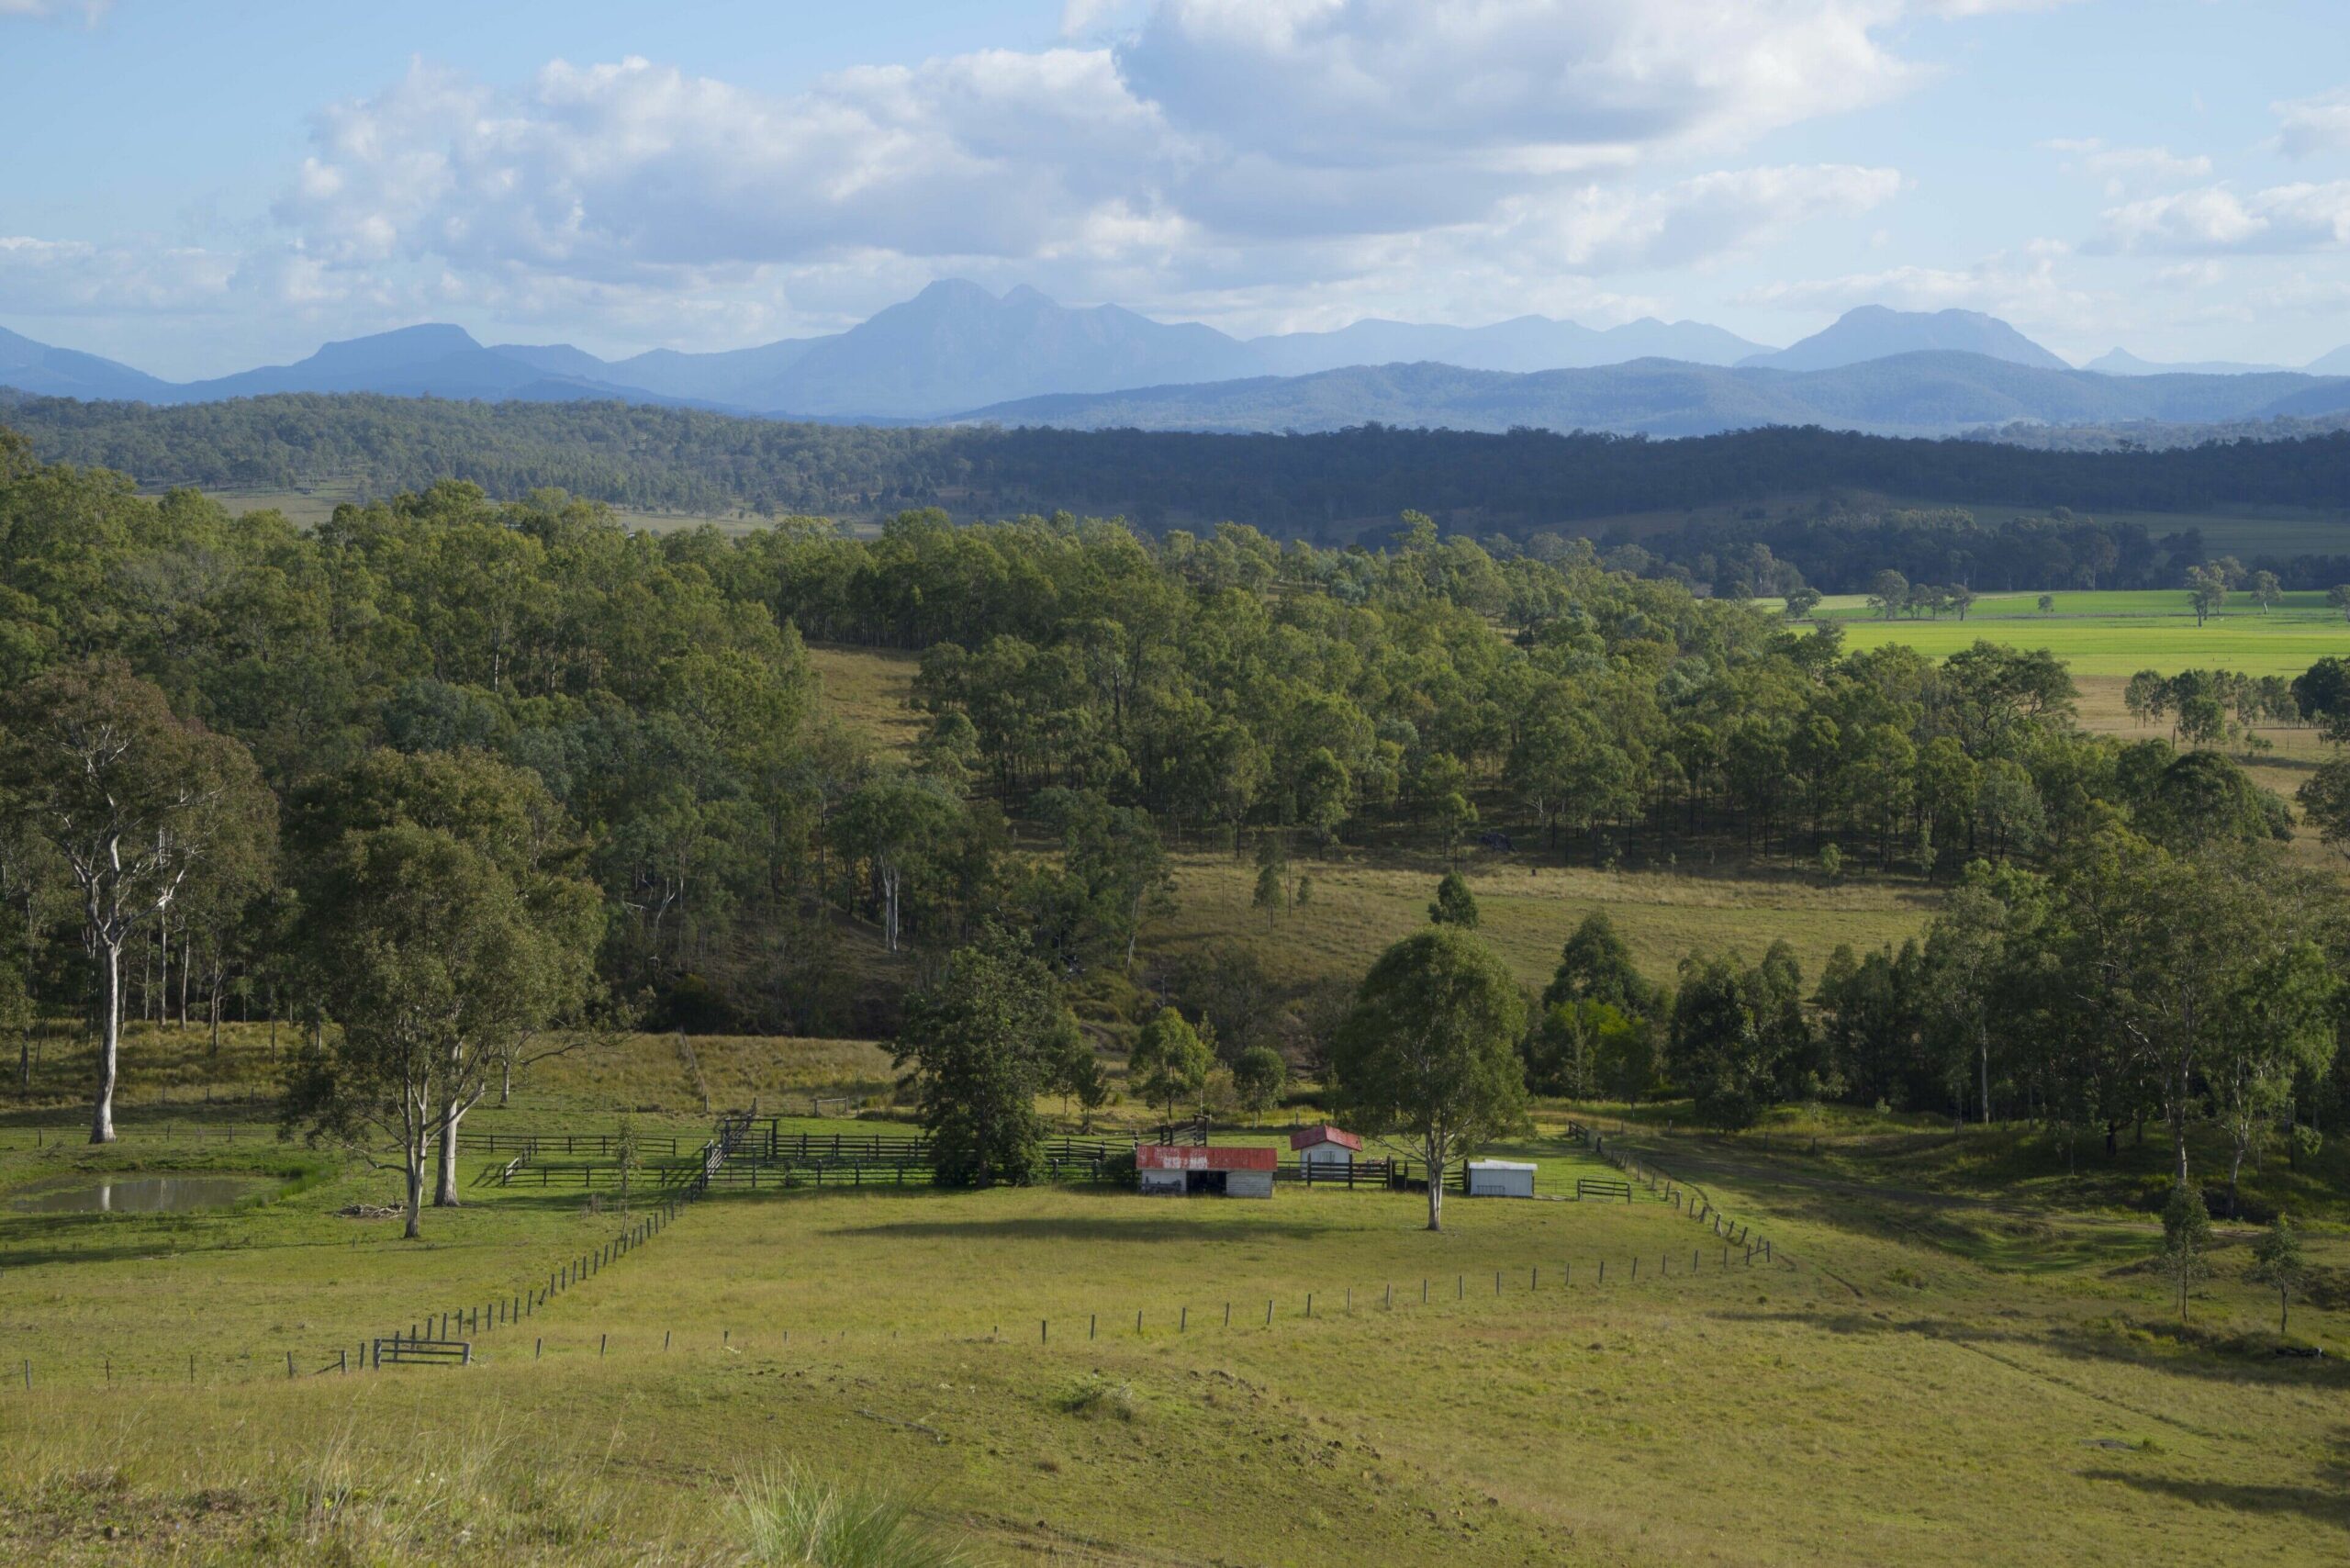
left=2, top=1114, right=1795, bottom=1394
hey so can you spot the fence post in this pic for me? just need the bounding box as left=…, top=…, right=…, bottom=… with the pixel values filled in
left=1265, top=1299, right=1272, bottom=1327
left=600, top=1334, right=608, bottom=1358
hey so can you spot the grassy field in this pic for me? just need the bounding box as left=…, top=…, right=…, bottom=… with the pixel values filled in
left=4, top=1025, right=2348, bottom=1564
left=1805, top=589, right=2350, bottom=677
left=1163, top=849, right=1933, bottom=993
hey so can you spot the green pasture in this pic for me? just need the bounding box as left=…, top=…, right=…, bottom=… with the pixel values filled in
left=1796, top=589, right=2350, bottom=677
left=5, top=1026, right=2350, bottom=1563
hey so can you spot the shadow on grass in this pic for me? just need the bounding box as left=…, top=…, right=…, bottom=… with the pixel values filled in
left=1721, top=1306, right=2350, bottom=1388
left=2081, top=1471, right=2350, bottom=1529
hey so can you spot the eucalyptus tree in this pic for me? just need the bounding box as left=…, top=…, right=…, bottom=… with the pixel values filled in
left=1331, top=927, right=1528, bottom=1231
left=0, top=660, right=273, bottom=1142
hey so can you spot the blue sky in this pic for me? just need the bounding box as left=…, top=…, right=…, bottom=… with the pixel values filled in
left=5, top=0, right=2346, bottom=377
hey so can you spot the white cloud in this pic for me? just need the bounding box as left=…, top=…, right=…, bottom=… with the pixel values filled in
left=1527, top=164, right=1903, bottom=272
left=2043, top=137, right=2210, bottom=196
left=252, top=5, right=1940, bottom=344
left=2273, top=87, right=2350, bottom=159
left=1116, top=0, right=1916, bottom=168
left=2092, top=182, right=2350, bottom=254
left=0, top=235, right=235, bottom=315
left=1732, top=241, right=2100, bottom=324
left=0, top=0, right=111, bottom=21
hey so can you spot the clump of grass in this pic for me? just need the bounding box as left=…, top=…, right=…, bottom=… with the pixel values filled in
left=1057, top=1372, right=1138, bottom=1422
left=733, top=1468, right=983, bottom=1567
left=270, top=1421, right=632, bottom=1562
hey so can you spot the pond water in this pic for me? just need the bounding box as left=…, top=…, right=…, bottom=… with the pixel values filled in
left=7, top=1173, right=273, bottom=1215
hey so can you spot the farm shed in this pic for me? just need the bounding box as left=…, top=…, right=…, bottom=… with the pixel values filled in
left=1137, top=1145, right=1277, bottom=1198
left=1466, top=1159, right=1537, bottom=1198
left=1289, top=1125, right=1362, bottom=1166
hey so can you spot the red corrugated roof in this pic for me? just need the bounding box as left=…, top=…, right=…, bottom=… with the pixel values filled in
left=1136, top=1145, right=1279, bottom=1171
left=1289, top=1125, right=1363, bottom=1152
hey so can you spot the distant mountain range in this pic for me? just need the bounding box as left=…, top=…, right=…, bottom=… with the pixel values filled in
left=961, top=353, right=2350, bottom=439
left=1740, top=306, right=2071, bottom=372
left=6, top=284, right=2348, bottom=440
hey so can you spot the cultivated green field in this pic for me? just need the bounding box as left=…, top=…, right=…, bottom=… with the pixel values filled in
left=1808, top=589, right=2350, bottom=677
left=4, top=1030, right=2348, bottom=1564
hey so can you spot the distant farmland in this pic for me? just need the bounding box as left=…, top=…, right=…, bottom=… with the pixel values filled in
left=1814, top=588, right=2350, bottom=677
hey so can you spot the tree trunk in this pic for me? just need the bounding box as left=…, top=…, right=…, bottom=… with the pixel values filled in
left=434, top=1103, right=464, bottom=1206
left=404, top=1130, right=426, bottom=1240
left=1979, top=1035, right=1991, bottom=1126
left=1424, top=1146, right=1445, bottom=1232
left=91, top=938, right=122, bottom=1143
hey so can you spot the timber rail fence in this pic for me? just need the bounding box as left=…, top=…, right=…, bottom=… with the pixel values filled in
left=2, top=1113, right=1798, bottom=1391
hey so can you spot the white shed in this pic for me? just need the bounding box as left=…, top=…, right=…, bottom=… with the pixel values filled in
left=1466, top=1159, right=1537, bottom=1198
left=1289, top=1125, right=1362, bottom=1166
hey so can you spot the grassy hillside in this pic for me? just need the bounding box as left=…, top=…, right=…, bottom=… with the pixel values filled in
left=3, top=1029, right=2346, bottom=1564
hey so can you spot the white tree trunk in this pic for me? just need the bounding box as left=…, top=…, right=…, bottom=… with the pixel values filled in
left=435, top=1100, right=464, bottom=1206
left=404, top=1126, right=427, bottom=1240
left=91, top=938, right=122, bottom=1144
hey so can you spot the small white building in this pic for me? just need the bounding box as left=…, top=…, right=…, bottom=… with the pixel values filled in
left=1466, top=1159, right=1537, bottom=1198
left=1289, top=1124, right=1362, bottom=1166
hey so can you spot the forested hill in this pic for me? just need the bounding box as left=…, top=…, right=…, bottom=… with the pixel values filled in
left=6, top=392, right=2349, bottom=535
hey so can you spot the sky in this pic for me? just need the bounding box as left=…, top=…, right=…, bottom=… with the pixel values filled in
left=4, top=0, right=2347, bottom=378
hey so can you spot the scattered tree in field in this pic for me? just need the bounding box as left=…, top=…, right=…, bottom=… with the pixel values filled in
left=290, top=748, right=601, bottom=1201
left=2249, top=570, right=2282, bottom=613
left=1818, top=842, right=1844, bottom=880
left=2186, top=565, right=2229, bottom=626
left=1330, top=927, right=1528, bottom=1231
left=1231, top=1045, right=1287, bottom=1124
left=1128, top=1007, right=1213, bottom=1126
left=1428, top=871, right=1480, bottom=928
left=2159, top=1182, right=2212, bottom=1324
left=0, top=661, right=273, bottom=1143
left=893, top=925, right=1060, bottom=1186
left=1784, top=587, right=1823, bottom=621
left=2037, top=594, right=2055, bottom=613
left=1866, top=570, right=1909, bottom=621
left=2331, top=584, right=2350, bottom=623
left=288, top=823, right=599, bottom=1237
left=2247, top=1215, right=2307, bottom=1334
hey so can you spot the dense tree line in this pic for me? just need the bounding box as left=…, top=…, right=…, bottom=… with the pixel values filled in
left=1540, top=825, right=2350, bottom=1218
left=7, top=395, right=2347, bottom=562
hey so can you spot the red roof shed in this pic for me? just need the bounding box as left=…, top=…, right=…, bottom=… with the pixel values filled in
left=1289, top=1125, right=1363, bottom=1153
left=1136, top=1145, right=1279, bottom=1171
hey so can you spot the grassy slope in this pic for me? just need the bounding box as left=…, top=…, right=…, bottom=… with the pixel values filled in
left=808, top=641, right=1937, bottom=992
left=3, top=1030, right=2347, bottom=1564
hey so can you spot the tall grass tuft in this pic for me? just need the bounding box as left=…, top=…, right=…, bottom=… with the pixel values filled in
left=733, top=1469, right=984, bottom=1568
